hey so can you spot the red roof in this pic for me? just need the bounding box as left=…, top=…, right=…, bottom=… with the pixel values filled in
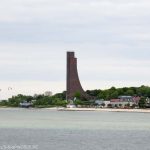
left=110, top=99, right=120, bottom=102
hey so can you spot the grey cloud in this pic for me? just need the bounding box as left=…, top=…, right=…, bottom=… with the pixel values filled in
left=0, top=0, right=150, bottom=98
left=0, top=0, right=150, bottom=23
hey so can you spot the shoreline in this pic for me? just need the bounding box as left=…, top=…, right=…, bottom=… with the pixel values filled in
left=57, top=108, right=150, bottom=113
left=0, top=106, right=150, bottom=113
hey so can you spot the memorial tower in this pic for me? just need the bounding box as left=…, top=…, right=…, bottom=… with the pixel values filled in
left=66, top=51, right=90, bottom=100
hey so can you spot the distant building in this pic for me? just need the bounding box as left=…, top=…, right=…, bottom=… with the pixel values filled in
left=104, top=101, right=111, bottom=107
left=118, top=96, right=132, bottom=101
left=94, top=100, right=110, bottom=108
left=110, top=96, right=140, bottom=108
left=20, top=101, right=32, bottom=108
left=66, top=104, right=76, bottom=108
left=145, top=97, right=150, bottom=108
left=44, top=91, right=52, bottom=96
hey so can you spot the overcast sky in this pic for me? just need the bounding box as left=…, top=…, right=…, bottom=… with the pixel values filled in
left=0, top=0, right=150, bottom=99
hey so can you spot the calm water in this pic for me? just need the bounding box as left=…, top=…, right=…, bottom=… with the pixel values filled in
left=0, top=108, right=150, bottom=150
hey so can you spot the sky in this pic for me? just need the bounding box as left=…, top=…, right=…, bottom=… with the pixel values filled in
left=0, top=0, right=150, bottom=99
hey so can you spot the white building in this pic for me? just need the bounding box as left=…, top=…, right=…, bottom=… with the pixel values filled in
left=110, top=96, right=140, bottom=108
left=95, top=100, right=110, bottom=108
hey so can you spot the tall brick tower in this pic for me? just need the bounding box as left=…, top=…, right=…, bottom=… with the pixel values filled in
left=66, top=51, right=90, bottom=100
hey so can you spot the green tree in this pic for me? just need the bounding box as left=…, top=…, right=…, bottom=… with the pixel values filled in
left=0, top=100, right=8, bottom=106
left=119, top=104, right=122, bottom=108
left=8, top=94, right=33, bottom=107
left=101, top=103, right=105, bottom=107
left=125, top=89, right=134, bottom=96
left=139, top=97, right=146, bottom=108
left=74, top=91, right=81, bottom=99
left=110, top=91, right=119, bottom=99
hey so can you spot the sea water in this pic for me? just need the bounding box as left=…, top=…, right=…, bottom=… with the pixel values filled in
left=0, top=108, right=150, bottom=150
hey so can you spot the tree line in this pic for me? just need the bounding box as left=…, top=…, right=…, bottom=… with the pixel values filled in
left=86, top=85, right=150, bottom=100
left=0, top=85, right=150, bottom=107
left=0, top=91, right=67, bottom=108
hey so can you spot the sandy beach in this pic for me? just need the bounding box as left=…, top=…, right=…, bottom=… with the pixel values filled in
left=57, top=107, right=150, bottom=113
left=1, top=107, right=150, bottom=113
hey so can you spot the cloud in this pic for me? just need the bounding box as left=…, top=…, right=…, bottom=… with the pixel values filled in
left=0, top=0, right=150, bottom=23
left=0, top=0, right=150, bottom=99
left=0, top=81, right=65, bottom=99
